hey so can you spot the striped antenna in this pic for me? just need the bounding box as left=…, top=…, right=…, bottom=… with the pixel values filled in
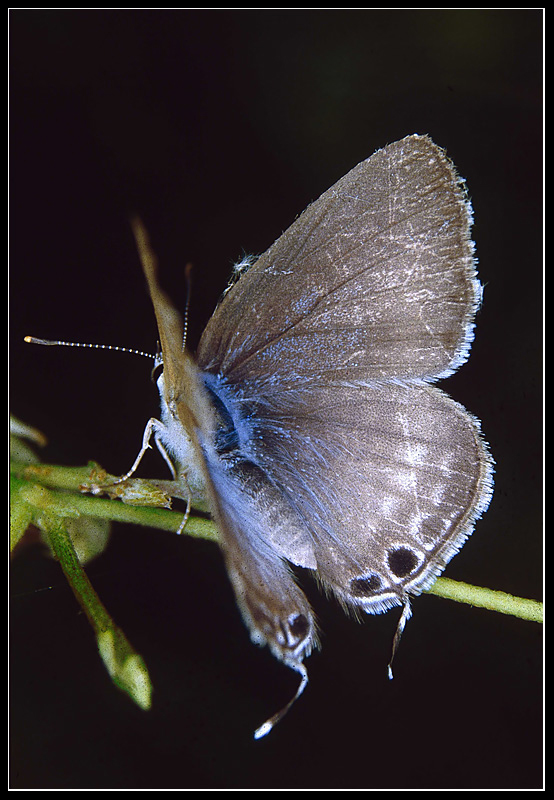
left=24, top=336, right=156, bottom=360
left=181, top=262, right=194, bottom=352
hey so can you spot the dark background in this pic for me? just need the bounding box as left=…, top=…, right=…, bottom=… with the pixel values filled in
left=10, top=9, right=543, bottom=790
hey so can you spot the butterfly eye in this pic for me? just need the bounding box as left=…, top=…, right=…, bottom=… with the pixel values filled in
left=151, top=352, right=164, bottom=384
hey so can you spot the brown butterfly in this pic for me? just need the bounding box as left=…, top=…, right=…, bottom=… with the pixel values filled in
left=30, top=135, right=494, bottom=738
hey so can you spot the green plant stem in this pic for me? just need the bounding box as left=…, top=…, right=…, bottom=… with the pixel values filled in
left=11, top=460, right=542, bottom=625
left=424, top=576, right=543, bottom=623
left=39, top=510, right=113, bottom=632
left=36, top=510, right=152, bottom=710
left=10, top=464, right=218, bottom=541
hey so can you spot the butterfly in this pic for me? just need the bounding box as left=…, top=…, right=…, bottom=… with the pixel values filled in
left=122, top=134, right=493, bottom=738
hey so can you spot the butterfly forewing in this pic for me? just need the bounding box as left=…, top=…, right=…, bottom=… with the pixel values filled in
left=197, top=134, right=479, bottom=386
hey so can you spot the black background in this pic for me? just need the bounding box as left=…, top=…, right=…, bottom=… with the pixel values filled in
left=10, top=9, right=543, bottom=790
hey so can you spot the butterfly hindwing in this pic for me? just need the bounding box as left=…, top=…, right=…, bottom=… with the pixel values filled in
left=216, top=379, right=493, bottom=615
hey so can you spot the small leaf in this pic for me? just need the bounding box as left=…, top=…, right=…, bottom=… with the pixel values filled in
left=97, top=629, right=152, bottom=710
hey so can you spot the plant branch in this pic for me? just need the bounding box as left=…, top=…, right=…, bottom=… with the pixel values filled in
left=11, top=459, right=542, bottom=625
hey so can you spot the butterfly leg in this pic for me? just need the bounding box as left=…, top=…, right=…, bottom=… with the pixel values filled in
left=151, top=433, right=193, bottom=533
left=112, top=417, right=169, bottom=483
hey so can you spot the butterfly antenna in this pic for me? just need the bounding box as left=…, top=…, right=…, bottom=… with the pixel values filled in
left=24, top=337, right=156, bottom=360
left=253, top=661, right=309, bottom=740
left=181, top=262, right=194, bottom=352
left=387, top=596, right=412, bottom=680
